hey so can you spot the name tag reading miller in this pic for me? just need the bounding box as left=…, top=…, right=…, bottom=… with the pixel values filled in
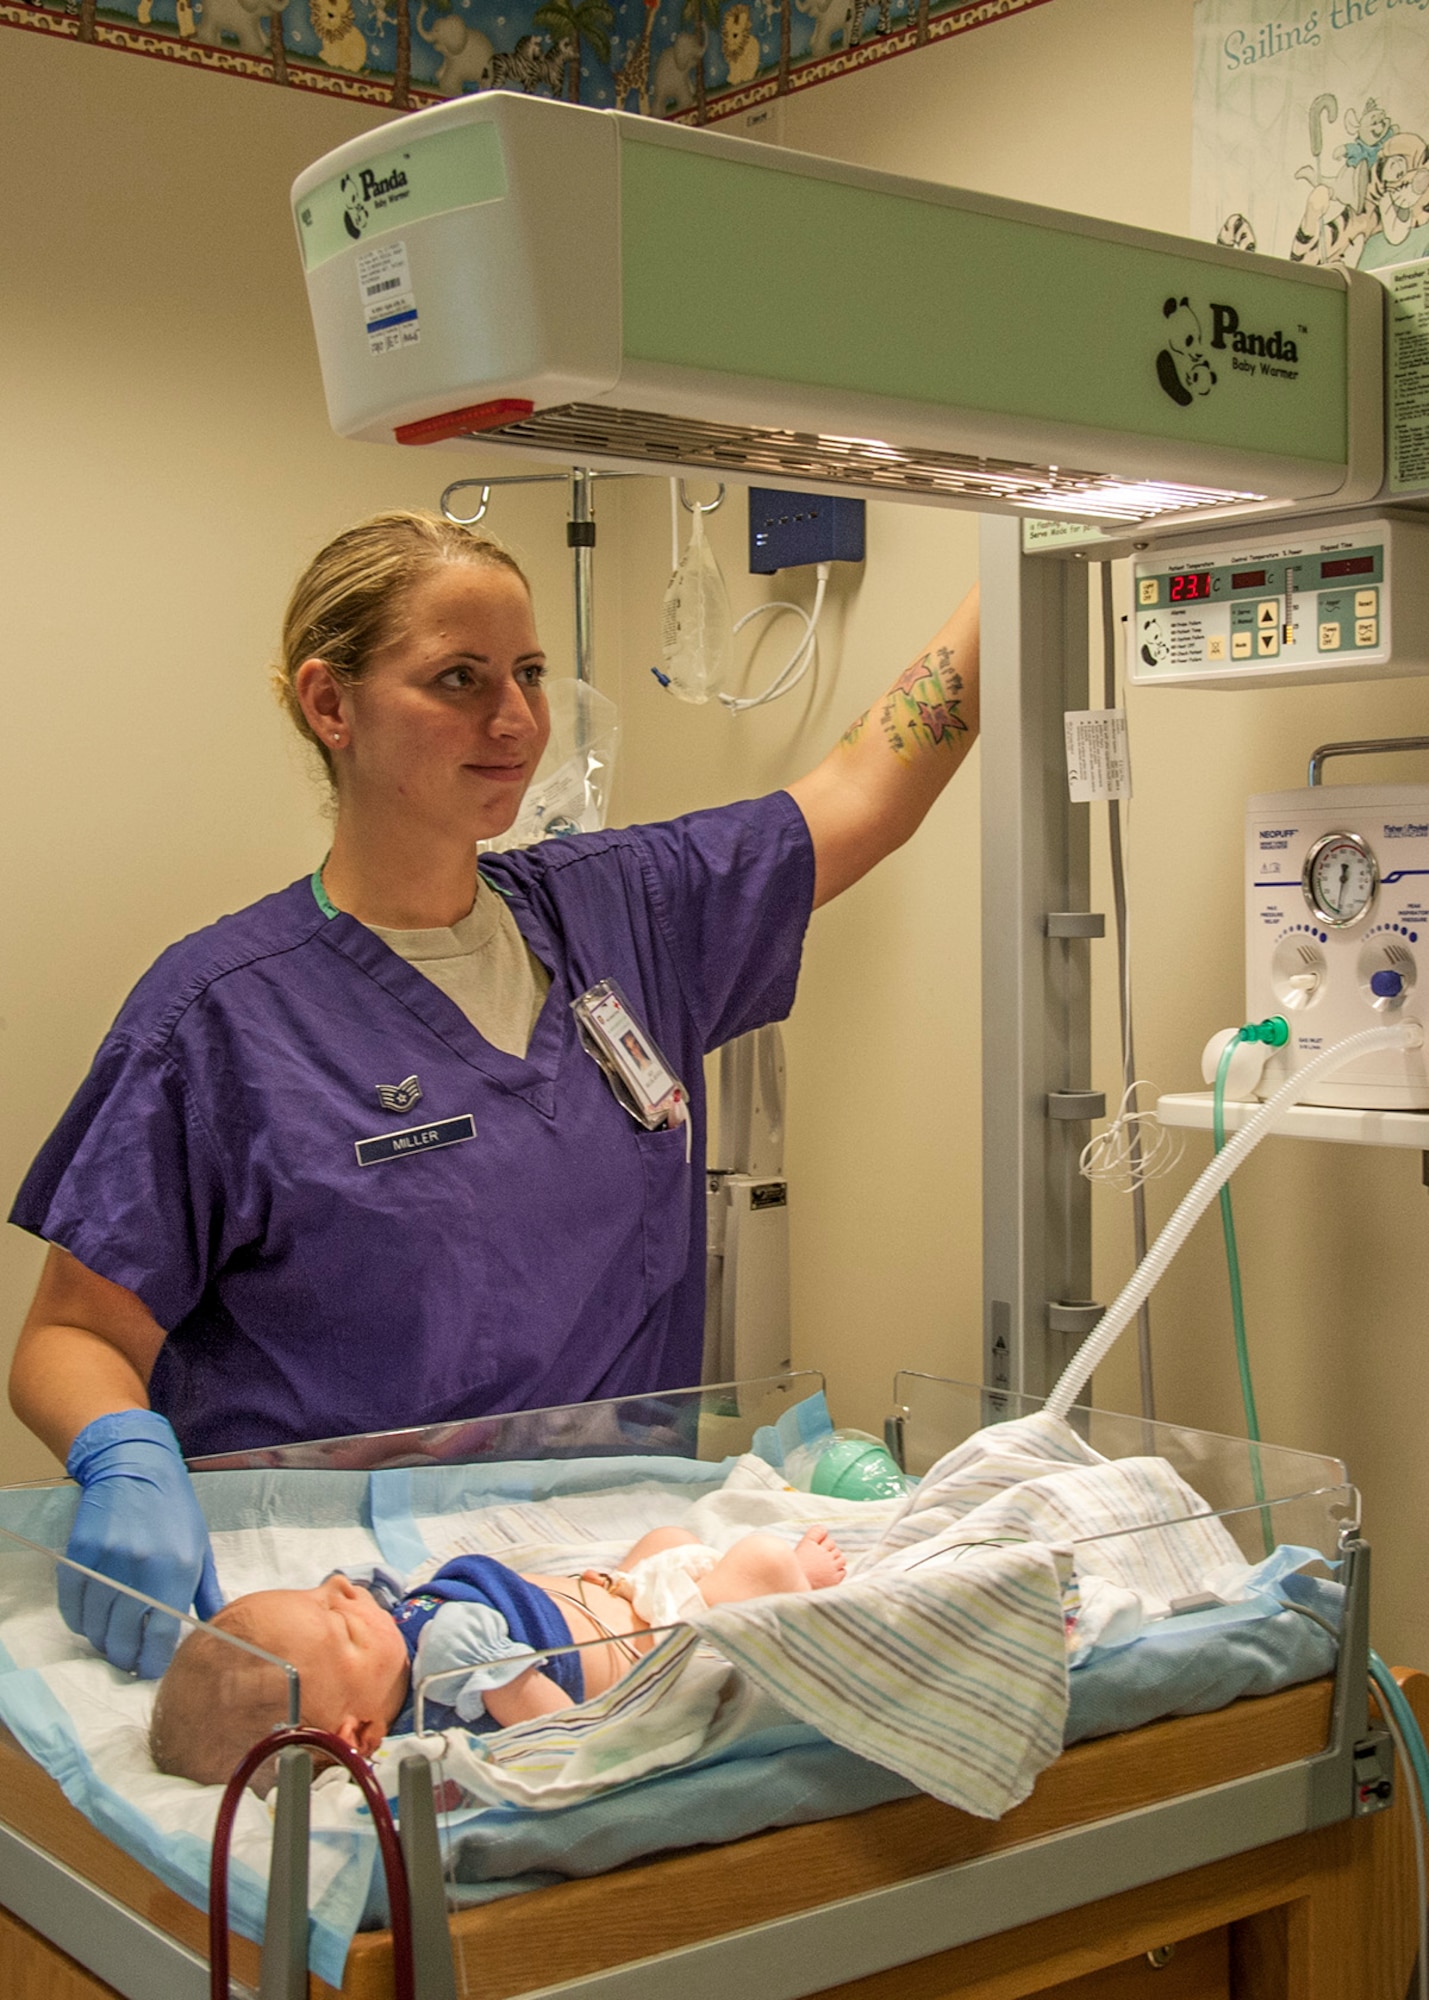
left=355, top=1114, right=476, bottom=1168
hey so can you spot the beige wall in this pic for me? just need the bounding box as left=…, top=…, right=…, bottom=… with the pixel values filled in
left=0, top=35, right=576, bottom=1478
left=603, top=478, right=981, bottom=1433
left=5, top=0, right=1427, bottom=1670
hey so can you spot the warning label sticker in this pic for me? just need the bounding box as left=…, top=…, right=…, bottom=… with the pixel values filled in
left=1064, top=709, right=1132, bottom=804
left=1389, top=259, right=1429, bottom=497
left=358, top=240, right=419, bottom=357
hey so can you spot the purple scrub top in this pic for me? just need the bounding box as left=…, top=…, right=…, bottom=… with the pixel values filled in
left=10, top=793, right=815, bottom=1457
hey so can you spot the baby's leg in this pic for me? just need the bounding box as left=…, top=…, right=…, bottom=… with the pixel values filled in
left=696, top=1527, right=845, bottom=1607
left=617, top=1526, right=702, bottom=1570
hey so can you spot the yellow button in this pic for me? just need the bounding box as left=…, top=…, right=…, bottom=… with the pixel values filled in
left=1258, top=600, right=1278, bottom=626
left=1356, top=619, right=1378, bottom=647
left=1319, top=622, right=1341, bottom=651
left=1355, top=589, right=1378, bottom=617
left=1232, top=632, right=1253, bottom=659
left=1258, top=629, right=1279, bottom=656
left=1138, top=578, right=1159, bottom=606
left=1206, top=634, right=1227, bottom=662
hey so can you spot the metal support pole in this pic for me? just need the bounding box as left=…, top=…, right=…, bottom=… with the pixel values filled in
left=259, top=1747, right=311, bottom=2000
left=980, top=518, right=1096, bottom=1399
left=570, top=469, right=596, bottom=684
left=399, top=1755, right=459, bottom=1999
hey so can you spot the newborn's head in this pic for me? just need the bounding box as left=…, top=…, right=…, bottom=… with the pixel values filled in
left=149, top=1573, right=410, bottom=1786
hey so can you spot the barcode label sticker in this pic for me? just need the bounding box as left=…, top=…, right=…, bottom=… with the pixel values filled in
left=357, top=240, right=419, bottom=356
left=1064, top=709, right=1132, bottom=803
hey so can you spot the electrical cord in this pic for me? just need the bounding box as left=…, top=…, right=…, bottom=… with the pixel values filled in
left=1099, top=564, right=1155, bottom=1419
left=1080, top=1080, right=1184, bottom=1192
left=719, top=563, right=830, bottom=712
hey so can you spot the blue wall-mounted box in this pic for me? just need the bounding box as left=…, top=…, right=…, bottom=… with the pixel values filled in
left=748, top=489, right=866, bottom=574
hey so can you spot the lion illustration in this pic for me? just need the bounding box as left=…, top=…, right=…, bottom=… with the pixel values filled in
left=721, top=2, right=759, bottom=84
left=309, top=0, right=366, bottom=69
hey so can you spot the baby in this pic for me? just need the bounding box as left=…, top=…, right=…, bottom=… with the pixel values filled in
left=150, top=1524, right=845, bottom=1786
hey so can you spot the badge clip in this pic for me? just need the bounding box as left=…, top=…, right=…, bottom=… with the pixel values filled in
left=572, top=980, right=691, bottom=1159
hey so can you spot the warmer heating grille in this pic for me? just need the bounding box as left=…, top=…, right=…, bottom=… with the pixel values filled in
left=469, top=404, right=1264, bottom=524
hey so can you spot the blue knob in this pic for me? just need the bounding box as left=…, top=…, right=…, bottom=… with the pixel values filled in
left=1371, top=969, right=1405, bottom=998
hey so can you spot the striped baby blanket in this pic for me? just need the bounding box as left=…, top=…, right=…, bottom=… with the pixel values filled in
left=689, top=1538, right=1071, bottom=1817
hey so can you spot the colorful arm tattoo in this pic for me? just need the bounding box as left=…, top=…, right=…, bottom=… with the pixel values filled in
left=840, top=643, right=969, bottom=765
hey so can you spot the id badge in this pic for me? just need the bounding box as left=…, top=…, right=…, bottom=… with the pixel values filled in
left=572, top=980, right=690, bottom=1155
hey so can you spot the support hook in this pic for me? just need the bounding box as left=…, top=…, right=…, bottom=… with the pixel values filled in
left=440, top=480, right=491, bottom=527
left=678, top=480, right=726, bottom=515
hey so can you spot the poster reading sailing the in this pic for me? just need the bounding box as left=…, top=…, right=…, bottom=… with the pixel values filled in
left=1192, top=0, right=1429, bottom=272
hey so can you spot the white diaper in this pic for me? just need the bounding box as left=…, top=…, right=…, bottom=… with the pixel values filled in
left=619, top=1542, right=721, bottom=1625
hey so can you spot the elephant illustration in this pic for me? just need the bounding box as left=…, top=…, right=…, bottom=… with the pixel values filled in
left=416, top=7, right=496, bottom=94
left=650, top=22, right=705, bottom=114
left=195, top=0, right=288, bottom=53
left=794, top=0, right=856, bottom=58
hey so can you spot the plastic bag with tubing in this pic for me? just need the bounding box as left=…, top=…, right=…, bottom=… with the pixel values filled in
left=658, top=505, right=733, bottom=705
left=479, top=678, right=619, bottom=854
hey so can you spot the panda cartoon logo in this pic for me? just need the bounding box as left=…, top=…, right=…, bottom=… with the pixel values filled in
left=341, top=174, right=369, bottom=242
left=1156, top=296, right=1217, bottom=408
left=1139, top=618, right=1170, bottom=669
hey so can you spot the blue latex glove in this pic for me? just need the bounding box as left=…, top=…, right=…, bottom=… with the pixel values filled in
left=61, top=1410, right=223, bottom=1679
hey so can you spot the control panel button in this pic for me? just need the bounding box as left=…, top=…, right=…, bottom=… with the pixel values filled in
left=1138, top=578, right=1159, bottom=606
left=1257, top=629, right=1280, bottom=657
left=1206, top=635, right=1227, bottom=662
left=1355, top=589, right=1378, bottom=618
left=1232, top=632, right=1253, bottom=659
left=1257, top=600, right=1278, bottom=627
left=1356, top=618, right=1378, bottom=647
left=1319, top=621, right=1341, bottom=651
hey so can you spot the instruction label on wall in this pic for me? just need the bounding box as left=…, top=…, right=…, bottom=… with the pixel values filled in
left=1064, top=709, right=1132, bottom=803
left=357, top=240, right=419, bottom=357
left=1389, top=260, right=1429, bottom=498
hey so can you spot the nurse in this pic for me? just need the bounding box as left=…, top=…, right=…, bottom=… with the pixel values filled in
left=9, top=510, right=979, bottom=1676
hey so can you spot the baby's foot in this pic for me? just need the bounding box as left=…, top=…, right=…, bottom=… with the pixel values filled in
left=794, top=1525, right=846, bottom=1590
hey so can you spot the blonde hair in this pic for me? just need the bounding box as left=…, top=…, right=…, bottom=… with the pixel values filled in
left=273, top=510, right=531, bottom=782
left=149, top=1605, right=293, bottom=1791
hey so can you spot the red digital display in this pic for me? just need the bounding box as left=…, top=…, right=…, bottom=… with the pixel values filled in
left=1231, top=568, right=1268, bottom=589
left=1169, top=571, right=1213, bottom=601
left=1321, top=555, right=1375, bottom=579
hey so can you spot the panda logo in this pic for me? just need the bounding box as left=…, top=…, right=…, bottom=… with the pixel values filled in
left=341, top=174, right=369, bottom=242
left=1156, top=296, right=1217, bottom=408
left=1139, top=619, right=1170, bottom=669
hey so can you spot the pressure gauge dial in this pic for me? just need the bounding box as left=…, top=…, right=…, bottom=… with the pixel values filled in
left=1303, top=830, right=1379, bottom=928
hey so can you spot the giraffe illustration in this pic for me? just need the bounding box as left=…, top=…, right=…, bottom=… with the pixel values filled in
left=613, top=0, right=659, bottom=115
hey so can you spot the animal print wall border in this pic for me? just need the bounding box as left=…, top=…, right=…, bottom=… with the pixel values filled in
left=1, top=0, right=1049, bottom=124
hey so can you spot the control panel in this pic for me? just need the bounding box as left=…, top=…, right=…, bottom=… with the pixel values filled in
left=1131, top=515, right=1429, bottom=690
left=1246, top=781, right=1429, bottom=1110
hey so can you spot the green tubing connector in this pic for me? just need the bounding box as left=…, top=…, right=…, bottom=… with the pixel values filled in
left=1241, top=1015, right=1290, bottom=1047
left=1214, top=1025, right=1279, bottom=1553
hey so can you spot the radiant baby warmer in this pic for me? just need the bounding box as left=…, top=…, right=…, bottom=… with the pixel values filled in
left=291, top=94, right=1385, bottom=528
